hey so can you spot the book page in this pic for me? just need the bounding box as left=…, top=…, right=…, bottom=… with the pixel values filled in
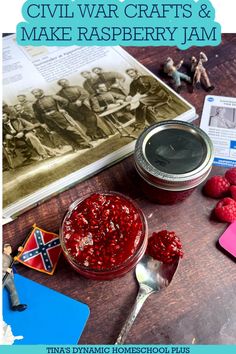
left=3, top=35, right=194, bottom=219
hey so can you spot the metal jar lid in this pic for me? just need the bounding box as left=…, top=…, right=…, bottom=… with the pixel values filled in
left=134, top=120, right=214, bottom=191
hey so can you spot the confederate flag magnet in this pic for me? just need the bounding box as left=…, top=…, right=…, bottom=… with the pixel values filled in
left=15, top=224, right=61, bottom=275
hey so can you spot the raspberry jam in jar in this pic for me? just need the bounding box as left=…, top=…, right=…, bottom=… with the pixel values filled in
left=134, top=121, right=214, bottom=204
left=60, top=192, right=148, bottom=280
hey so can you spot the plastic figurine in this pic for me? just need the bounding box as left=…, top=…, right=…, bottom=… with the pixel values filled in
left=2, top=243, right=27, bottom=312
left=190, top=52, right=214, bottom=92
left=163, top=57, right=192, bottom=93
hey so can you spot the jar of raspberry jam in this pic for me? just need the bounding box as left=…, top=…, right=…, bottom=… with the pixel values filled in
left=60, top=192, right=148, bottom=280
left=134, top=121, right=214, bottom=204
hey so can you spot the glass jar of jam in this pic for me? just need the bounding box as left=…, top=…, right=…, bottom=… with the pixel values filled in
left=134, top=120, right=214, bottom=204
left=60, top=192, right=148, bottom=280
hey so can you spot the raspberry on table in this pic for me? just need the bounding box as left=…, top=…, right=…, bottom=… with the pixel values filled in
left=225, top=167, right=236, bottom=185
left=230, top=185, right=236, bottom=201
left=147, top=230, right=184, bottom=263
left=214, top=197, right=236, bottom=223
left=203, top=176, right=230, bottom=198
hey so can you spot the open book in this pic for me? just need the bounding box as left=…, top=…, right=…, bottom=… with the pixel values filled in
left=3, top=34, right=196, bottom=221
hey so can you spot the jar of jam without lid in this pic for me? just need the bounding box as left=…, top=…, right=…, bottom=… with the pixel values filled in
left=134, top=120, right=214, bottom=204
left=60, top=192, right=148, bottom=280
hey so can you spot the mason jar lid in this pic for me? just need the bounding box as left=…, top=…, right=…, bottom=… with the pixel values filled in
left=134, top=120, right=214, bottom=191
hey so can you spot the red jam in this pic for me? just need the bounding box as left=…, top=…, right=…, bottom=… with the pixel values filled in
left=60, top=193, right=148, bottom=280
left=147, top=230, right=184, bottom=263
left=139, top=175, right=195, bottom=204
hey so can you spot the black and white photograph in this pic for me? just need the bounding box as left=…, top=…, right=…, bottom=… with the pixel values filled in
left=200, top=95, right=236, bottom=169
left=3, top=35, right=195, bottom=218
left=209, top=106, right=236, bottom=129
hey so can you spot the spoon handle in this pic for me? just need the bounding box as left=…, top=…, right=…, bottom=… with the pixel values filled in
left=115, top=284, right=153, bottom=344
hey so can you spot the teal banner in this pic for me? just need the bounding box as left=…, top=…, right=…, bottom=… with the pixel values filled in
left=0, top=346, right=236, bottom=354
left=16, top=0, right=221, bottom=48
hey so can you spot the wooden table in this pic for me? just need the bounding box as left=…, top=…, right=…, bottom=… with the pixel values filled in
left=3, top=34, right=236, bottom=345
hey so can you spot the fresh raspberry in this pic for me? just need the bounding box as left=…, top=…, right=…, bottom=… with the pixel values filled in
left=147, top=230, right=184, bottom=263
left=214, top=197, right=236, bottom=223
left=203, top=176, right=230, bottom=198
left=230, top=185, right=236, bottom=201
left=225, top=168, right=236, bottom=185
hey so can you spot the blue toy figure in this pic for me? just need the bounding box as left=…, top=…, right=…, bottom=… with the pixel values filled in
left=164, top=57, right=192, bottom=93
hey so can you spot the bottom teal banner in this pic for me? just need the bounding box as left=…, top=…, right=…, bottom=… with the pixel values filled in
left=0, top=345, right=235, bottom=354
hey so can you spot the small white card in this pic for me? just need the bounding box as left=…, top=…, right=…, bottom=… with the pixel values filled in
left=200, top=95, right=236, bottom=168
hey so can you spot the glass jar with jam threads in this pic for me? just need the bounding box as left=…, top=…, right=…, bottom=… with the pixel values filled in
left=59, top=192, right=148, bottom=280
left=134, top=120, right=214, bottom=204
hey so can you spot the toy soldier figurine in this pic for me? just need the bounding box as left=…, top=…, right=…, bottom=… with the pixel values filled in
left=190, top=52, right=214, bottom=92
left=163, top=57, right=192, bottom=93
left=2, top=244, right=27, bottom=312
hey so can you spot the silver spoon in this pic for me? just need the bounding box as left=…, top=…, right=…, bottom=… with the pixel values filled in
left=115, top=254, right=179, bottom=344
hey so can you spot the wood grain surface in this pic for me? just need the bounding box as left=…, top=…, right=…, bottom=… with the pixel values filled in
left=3, top=34, right=236, bottom=345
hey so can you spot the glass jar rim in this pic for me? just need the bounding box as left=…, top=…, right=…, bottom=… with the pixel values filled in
left=134, top=120, right=214, bottom=190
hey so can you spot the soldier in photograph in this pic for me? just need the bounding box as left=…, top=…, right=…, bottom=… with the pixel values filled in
left=57, top=79, right=106, bottom=140
left=90, top=82, right=134, bottom=124
left=125, top=68, right=172, bottom=129
left=80, top=71, right=98, bottom=95
left=14, top=103, right=37, bottom=123
left=14, top=103, right=62, bottom=149
left=3, top=102, right=16, bottom=119
left=16, top=94, right=34, bottom=115
left=3, top=110, right=54, bottom=166
left=31, top=88, right=91, bottom=151
left=9, top=111, right=60, bottom=161
left=3, top=112, right=19, bottom=169
left=92, top=67, right=127, bottom=95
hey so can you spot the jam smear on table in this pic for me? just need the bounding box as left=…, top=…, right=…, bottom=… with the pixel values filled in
left=63, top=193, right=143, bottom=271
left=147, top=230, right=184, bottom=263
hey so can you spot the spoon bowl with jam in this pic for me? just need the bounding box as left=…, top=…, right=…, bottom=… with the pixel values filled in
left=115, top=230, right=182, bottom=344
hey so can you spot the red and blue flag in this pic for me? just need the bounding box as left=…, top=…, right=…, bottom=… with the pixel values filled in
left=15, top=224, right=61, bottom=275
